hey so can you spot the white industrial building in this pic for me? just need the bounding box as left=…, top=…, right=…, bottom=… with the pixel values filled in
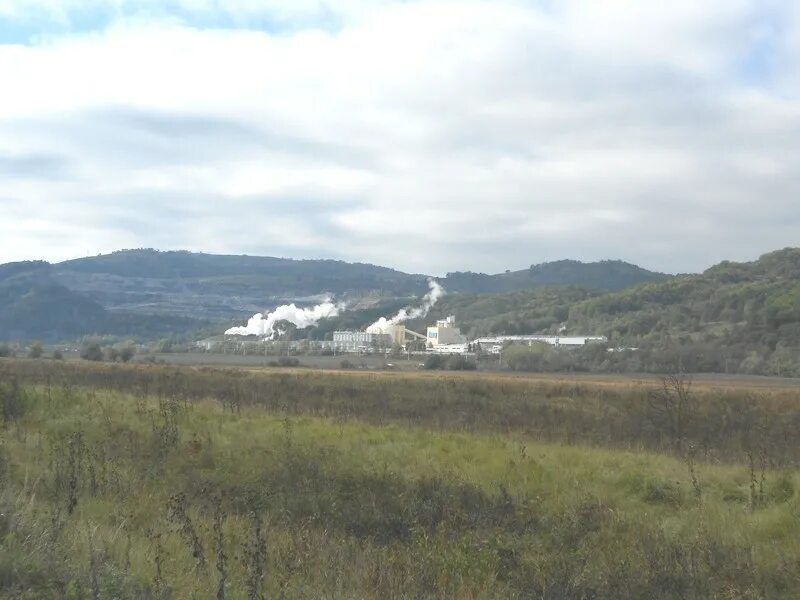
left=332, top=330, right=393, bottom=352
left=427, top=316, right=467, bottom=347
left=472, top=335, right=607, bottom=355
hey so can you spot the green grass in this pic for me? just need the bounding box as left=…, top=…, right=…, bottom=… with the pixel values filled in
left=0, top=368, right=799, bottom=599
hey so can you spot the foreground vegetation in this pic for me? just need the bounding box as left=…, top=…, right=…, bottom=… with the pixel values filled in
left=1, top=360, right=800, bottom=597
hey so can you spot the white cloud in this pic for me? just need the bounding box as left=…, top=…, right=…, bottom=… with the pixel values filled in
left=0, top=0, right=799, bottom=274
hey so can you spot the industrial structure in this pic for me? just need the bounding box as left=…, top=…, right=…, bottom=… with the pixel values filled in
left=427, top=316, right=467, bottom=347
left=203, top=314, right=606, bottom=357
left=471, top=335, right=607, bottom=355
left=331, top=330, right=392, bottom=353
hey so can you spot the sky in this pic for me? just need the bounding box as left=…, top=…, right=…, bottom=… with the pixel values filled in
left=0, top=0, right=799, bottom=276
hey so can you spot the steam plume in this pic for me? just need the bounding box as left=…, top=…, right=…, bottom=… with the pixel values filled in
left=367, top=280, right=445, bottom=334
left=225, top=299, right=341, bottom=339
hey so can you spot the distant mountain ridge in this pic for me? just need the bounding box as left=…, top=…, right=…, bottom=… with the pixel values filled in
left=443, top=259, right=667, bottom=293
left=0, top=248, right=668, bottom=341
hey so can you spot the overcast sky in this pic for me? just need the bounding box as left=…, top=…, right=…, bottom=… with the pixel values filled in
left=1, top=0, right=798, bottom=275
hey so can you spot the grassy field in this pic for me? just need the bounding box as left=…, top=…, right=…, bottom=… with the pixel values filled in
left=1, top=359, right=800, bottom=598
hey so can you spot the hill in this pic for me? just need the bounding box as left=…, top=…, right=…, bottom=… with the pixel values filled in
left=0, top=262, right=211, bottom=342
left=0, top=249, right=666, bottom=341
left=565, top=247, right=800, bottom=374
left=51, top=249, right=431, bottom=320
left=442, top=259, right=667, bottom=293
left=52, top=251, right=663, bottom=320
left=422, top=248, right=800, bottom=376
left=0, top=266, right=107, bottom=340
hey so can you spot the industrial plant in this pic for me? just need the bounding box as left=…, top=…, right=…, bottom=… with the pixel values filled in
left=200, top=315, right=606, bottom=357
left=208, top=281, right=606, bottom=358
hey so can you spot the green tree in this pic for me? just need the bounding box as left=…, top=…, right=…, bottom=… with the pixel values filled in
left=119, top=345, right=135, bottom=363
left=27, top=341, right=43, bottom=359
left=80, top=343, right=104, bottom=362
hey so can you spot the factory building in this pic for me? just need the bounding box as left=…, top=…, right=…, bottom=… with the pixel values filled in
left=427, top=316, right=467, bottom=347
left=372, top=324, right=408, bottom=347
left=332, top=330, right=393, bottom=353
left=472, top=335, right=607, bottom=355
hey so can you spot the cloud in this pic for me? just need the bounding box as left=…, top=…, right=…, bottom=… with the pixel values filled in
left=0, top=0, right=799, bottom=274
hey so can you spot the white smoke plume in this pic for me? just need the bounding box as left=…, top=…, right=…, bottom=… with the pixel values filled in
left=225, top=299, right=341, bottom=339
left=366, top=280, right=445, bottom=334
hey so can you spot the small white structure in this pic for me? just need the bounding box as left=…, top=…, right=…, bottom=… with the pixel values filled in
left=427, top=316, right=467, bottom=347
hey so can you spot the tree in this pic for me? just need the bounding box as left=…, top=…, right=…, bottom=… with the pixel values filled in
left=119, top=345, right=135, bottom=363
left=80, top=343, right=104, bottom=362
left=27, top=341, right=43, bottom=359
left=648, top=370, right=694, bottom=452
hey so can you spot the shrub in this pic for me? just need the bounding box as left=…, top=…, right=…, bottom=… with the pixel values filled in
left=642, top=480, right=683, bottom=506
left=80, top=343, right=104, bottom=362
left=119, top=345, right=135, bottom=363
left=770, top=473, right=795, bottom=504
left=27, top=342, right=43, bottom=359
left=423, top=355, right=444, bottom=370
left=445, top=355, right=476, bottom=371
left=0, top=379, right=26, bottom=427
left=504, top=344, right=554, bottom=372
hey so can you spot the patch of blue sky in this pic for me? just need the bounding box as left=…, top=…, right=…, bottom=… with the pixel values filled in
left=0, top=3, right=115, bottom=44
left=737, top=11, right=782, bottom=86
left=0, top=2, right=342, bottom=45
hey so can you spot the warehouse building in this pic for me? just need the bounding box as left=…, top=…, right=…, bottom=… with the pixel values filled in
left=472, top=335, right=607, bottom=355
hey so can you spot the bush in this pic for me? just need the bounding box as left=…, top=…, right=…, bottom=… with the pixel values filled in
left=0, top=345, right=15, bottom=358
left=340, top=359, right=354, bottom=369
left=504, top=344, right=555, bottom=372
left=0, top=379, right=26, bottom=427
left=423, top=355, right=444, bottom=370
left=27, top=342, right=43, bottom=359
left=51, top=350, right=64, bottom=360
left=80, top=343, right=104, bottom=362
left=770, top=473, right=795, bottom=504
left=423, top=354, right=476, bottom=371
left=445, top=355, right=476, bottom=371
left=119, top=345, right=135, bottom=363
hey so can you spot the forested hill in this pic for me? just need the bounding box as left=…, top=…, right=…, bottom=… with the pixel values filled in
left=424, top=248, right=800, bottom=376
left=49, top=250, right=431, bottom=322
left=568, top=247, right=800, bottom=342
left=10, top=247, right=791, bottom=351
left=442, top=259, right=667, bottom=293
left=56, top=249, right=427, bottom=289
left=0, top=249, right=666, bottom=341
left=0, top=263, right=210, bottom=341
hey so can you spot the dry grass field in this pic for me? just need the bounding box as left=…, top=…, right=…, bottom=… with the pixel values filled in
left=1, top=358, right=800, bottom=598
